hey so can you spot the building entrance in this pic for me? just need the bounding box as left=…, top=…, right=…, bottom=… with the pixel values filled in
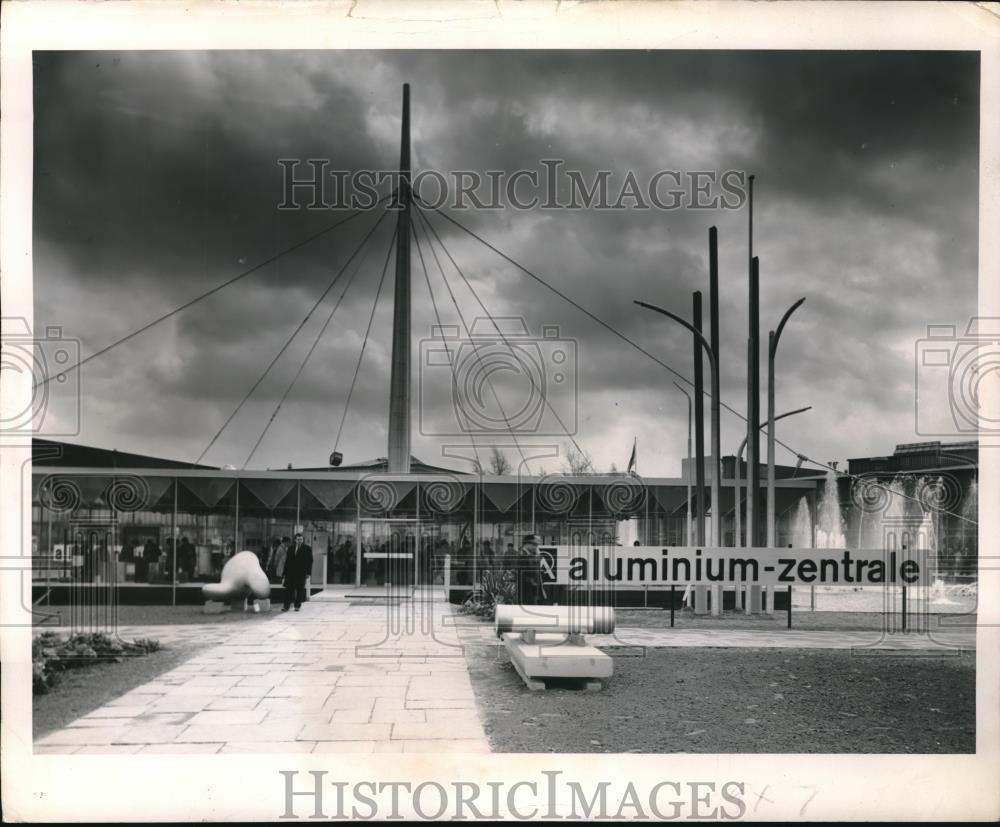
left=358, top=518, right=439, bottom=587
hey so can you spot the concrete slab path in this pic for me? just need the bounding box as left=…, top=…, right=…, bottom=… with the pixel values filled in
left=36, top=592, right=490, bottom=755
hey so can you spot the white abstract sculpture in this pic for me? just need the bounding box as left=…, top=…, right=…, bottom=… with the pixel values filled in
left=202, top=550, right=270, bottom=607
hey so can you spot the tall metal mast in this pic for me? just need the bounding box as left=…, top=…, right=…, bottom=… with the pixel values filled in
left=387, top=84, right=412, bottom=473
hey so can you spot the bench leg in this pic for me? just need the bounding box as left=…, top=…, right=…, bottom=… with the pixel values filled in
left=510, top=652, right=546, bottom=691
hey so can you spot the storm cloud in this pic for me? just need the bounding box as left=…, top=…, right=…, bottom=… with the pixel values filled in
left=32, top=50, right=979, bottom=474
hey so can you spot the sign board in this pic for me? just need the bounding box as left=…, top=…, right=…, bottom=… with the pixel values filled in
left=540, top=546, right=932, bottom=588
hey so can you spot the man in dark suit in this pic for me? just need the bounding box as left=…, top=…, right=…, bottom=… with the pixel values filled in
left=282, top=531, right=313, bottom=612
left=510, top=534, right=547, bottom=606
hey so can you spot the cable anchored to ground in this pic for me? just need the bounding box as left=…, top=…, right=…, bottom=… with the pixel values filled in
left=415, top=205, right=589, bottom=471
left=410, top=213, right=490, bottom=472
left=193, top=205, right=391, bottom=467
left=333, top=223, right=400, bottom=459
left=34, top=193, right=395, bottom=393
left=242, top=216, right=390, bottom=470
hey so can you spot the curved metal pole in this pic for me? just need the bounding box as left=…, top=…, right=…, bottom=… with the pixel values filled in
left=636, top=300, right=719, bottom=546
left=673, top=381, right=693, bottom=545
left=771, top=297, right=806, bottom=358
left=735, top=405, right=812, bottom=546
left=767, top=298, right=807, bottom=548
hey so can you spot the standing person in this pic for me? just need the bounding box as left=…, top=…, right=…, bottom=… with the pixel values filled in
left=120, top=538, right=136, bottom=581
left=481, top=539, right=495, bottom=571
left=133, top=539, right=149, bottom=583
left=282, top=531, right=313, bottom=612
left=144, top=537, right=161, bottom=582
left=210, top=541, right=223, bottom=579
left=271, top=536, right=290, bottom=584
left=511, top=534, right=547, bottom=606
left=261, top=538, right=279, bottom=576
left=458, top=537, right=473, bottom=586
left=179, top=536, right=196, bottom=582
left=163, top=537, right=176, bottom=583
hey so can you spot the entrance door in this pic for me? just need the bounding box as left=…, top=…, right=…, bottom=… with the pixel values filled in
left=358, top=519, right=443, bottom=586
left=358, top=518, right=416, bottom=587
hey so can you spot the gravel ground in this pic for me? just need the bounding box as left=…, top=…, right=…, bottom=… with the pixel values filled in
left=615, top=608, right=976, bottom=633
left=464, top=644, right=975, bottom=753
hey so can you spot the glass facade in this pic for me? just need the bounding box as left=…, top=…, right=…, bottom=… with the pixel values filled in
left=30, top=470, right=839, bottom=603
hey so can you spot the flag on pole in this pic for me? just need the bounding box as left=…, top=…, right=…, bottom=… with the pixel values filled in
left=627, top=437, right=637, bottom=475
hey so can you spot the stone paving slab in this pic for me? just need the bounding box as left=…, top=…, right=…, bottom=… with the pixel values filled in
left=35, top=593, right=491, bottom=755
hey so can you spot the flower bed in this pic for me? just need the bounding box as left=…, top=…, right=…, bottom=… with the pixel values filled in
left=32, top=632, right=161, bottom=695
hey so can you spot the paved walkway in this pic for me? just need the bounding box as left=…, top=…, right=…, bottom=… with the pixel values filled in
left=34, top=595, right=976, bottom=755
left=35, top=593, right=490, bottom=755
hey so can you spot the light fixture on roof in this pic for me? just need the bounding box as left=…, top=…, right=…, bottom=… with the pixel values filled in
left=329, top=451, right=343, bottom=467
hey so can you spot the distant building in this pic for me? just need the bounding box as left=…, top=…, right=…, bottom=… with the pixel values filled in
left=843, top=441, right=978, bottom=579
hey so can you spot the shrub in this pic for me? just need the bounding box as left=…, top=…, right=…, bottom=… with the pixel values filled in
left=32, top=632, right=162, bottom=695
left=459, top=568, right=518, bottom=620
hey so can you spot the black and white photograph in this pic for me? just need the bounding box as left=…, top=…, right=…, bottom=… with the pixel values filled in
left=2, top=1, right=998, bottom=822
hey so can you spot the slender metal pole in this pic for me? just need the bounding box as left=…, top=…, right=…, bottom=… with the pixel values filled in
left=416, top=481, right=421, bottom=587
left=355, top=485, right=362, bottom=586
left=234, top=474, right=240, bottom=551
left=388, top=83, right=412, bottom=473
left=738, top=405, right=812, bottom=549
left=686, top=393, right=692, bottom=545
left=746, top=175, right=755, bottom=549
left=672, top=381, right=693, bottom=546
left=171, top=477, right=178, bottom=607
left=684, top=396, right=694, bottom=546
left=692, top=292, right=706, bottom=546
left=634, top=298, right=718, bottom=546
left=709, top=347, right=721, bottom=548
left=767, top=330, right=776, bottom=548
left=748, top=256, right=761, bottom=547
left=708, top=227, right=721, bottom=546
left=472, top=482, right=478, bottom=592
left=766, top=298, right=807, bottom=548
left=735, top=339, right=749, bottom=549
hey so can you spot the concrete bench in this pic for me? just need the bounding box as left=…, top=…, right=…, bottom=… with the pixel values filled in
left=494, top=606, right=615, bottom=690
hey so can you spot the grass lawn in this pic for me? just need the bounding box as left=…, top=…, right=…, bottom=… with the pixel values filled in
left=464, top=641, right=975, bottom=753
left=33, top=640, right=215, bottom=738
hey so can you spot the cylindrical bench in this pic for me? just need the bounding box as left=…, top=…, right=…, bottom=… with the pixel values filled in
left=494, top=605, right=615, bottom=636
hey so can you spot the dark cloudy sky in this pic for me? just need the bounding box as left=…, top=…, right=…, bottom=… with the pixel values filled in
left=32, top=50, right=979, bottom=475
